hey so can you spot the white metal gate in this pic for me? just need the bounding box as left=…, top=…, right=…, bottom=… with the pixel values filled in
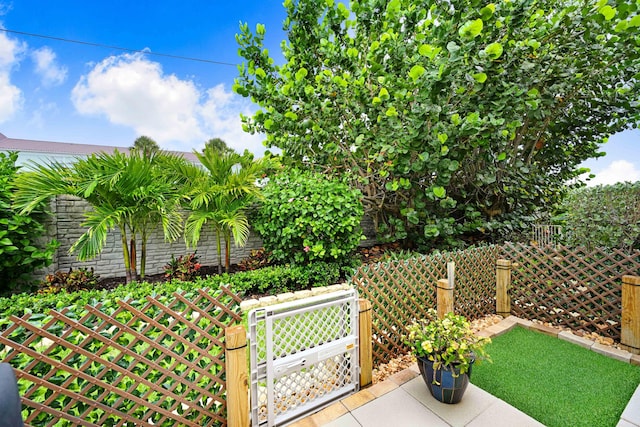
left=248, top=289, right=359, bottom=427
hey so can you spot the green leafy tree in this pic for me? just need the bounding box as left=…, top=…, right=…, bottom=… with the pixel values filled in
left=234, top=0, right=640, bottom=249
left=253, top=169, right=365, bottom=264
left=130, top=135, right=160, bottom=158
left=204, top=138, right=235, bottom=156
left=559, top=182, right=640, bottom=251
left=13, top=150, right=188, bottom=283
left=181, top=147, right=268, bottom=273
left=0, top=152, right=58, bottom=295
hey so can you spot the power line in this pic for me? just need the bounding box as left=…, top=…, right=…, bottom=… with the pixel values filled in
left=0, top=27, right=238, bottom=67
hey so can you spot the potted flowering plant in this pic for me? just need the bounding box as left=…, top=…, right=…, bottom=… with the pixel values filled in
left=404, top=309, right=491, bottom=403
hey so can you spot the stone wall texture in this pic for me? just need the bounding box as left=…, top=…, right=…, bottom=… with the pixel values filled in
left=39, top=195, right=378, bottom=280
left=41, top=195, right=263, bottom=279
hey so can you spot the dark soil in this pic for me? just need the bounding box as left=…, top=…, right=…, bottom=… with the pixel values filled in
left=95, top=265, right=239, bottom=292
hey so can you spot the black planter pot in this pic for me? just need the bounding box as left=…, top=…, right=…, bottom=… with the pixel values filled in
left=417, top=355, right=474, bottom=404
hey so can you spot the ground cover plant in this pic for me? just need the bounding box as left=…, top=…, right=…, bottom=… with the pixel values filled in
left=471, top=326, right=640, bottom=427
left=0, top=260, right=348, bottom=325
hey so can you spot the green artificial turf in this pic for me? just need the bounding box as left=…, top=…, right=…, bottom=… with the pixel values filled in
left=471, top=326, right=640, bottom=427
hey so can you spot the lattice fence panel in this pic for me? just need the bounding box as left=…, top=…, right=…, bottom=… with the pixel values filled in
left=503, top=243, right=640, bottom=340
left=352, top=246, right=499, bottom=366
left=0, top=286, right=242, bottom=427
left=353, top=258, right=441, bottom=365
left=447, top=246, right=499, bottom=320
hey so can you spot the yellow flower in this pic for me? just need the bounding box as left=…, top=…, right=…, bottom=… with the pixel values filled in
left=421, top=341, right=433, bottom=353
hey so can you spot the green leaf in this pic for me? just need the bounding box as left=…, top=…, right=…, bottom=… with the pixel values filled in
left=378, top=87, right=390, bottom=100
left=629, top=15, right=640, bottom=27
left=386, top=0, right=400, bottom=13
left=284, top=111, right=298, bottom=120
left=527, top=39, right=541, bottom=50
left=337, top=2, right=350, bottom=19
left=459, top=19, right=483, bottom=39
left=497, top=152, right=507, bottom=161
left=472, top=72, right=488, bottom=83
left=615, top=20, right=628, bottom=32
left=480, top=4, right=496, bottom=20
left=295, top=68, right=308, bottom=81
left=418, top=44, right=440, bottom=59
left=438, top=133, right=448, bottom=143
left=256, top=23, right=266, bottom=36
left=432, top=186, right=446, bottom=198
left=599, top=5, right=616, bottom=20
left=408, top=65, right=426, bottom=81
left=484, top=42, right=503, bottom=60
left=385, top=106, right=398, bottom=117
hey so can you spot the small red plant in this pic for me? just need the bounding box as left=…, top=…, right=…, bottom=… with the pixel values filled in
left=164, top=253, right=201, bottom=282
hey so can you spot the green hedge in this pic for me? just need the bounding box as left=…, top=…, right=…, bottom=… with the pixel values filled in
left=559, top=182, right=640, bottom=251
left=0, top=261, right=348, bottom=325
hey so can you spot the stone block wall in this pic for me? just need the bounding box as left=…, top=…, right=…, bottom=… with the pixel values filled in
left=38, top=195, right=378, bottom=281
left=41, top=195, right=263, bottom=280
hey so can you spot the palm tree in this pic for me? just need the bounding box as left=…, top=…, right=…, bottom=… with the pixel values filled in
left=13, top=150, right=187, bottom=283
left=204, top=137, right=234, bottom=156
left=130, top=135, right=160, bottom=158
left=182, top=146, right=268, bottom=273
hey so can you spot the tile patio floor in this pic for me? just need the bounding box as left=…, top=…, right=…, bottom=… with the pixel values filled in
left=289, top=316, right=640, bottom=427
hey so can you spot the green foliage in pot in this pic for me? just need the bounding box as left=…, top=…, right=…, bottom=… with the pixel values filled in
left=405, top=309, right=491, bottom=376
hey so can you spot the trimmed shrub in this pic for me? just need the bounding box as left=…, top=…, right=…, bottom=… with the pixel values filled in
left=0, top=261, right=348, bottom=325
left=253, top=169, right=365, bottom=264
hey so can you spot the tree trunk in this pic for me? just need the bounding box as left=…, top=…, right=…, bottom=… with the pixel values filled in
left=216, top=230, right=223, bottom=275
left=129, top=236, right=138, bottom=282
left=120, top=227, right=132, bottom=284
left=140, top=229, right=147, bottom=279
left=225, top=230, right=231, bottom=273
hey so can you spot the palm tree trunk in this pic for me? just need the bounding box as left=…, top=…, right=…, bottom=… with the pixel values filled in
left=225, top=229, right=231, bottom=273
left=120, top=226, right=132, bottom=283
left=140, top=229, right=147, bottom=279
left=216, top=230, right=223, bottom=274
left=129, top=235, right=138, bottom=282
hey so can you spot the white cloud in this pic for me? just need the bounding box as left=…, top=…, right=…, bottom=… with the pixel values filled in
left=198, top=84, right=267, bottom=156
left=71, top=52, right=267, bottom=155
left=586, top=160, right=640, bottom=186
left=31, top=47, right=67, bottom=86
left=0, top=29, right=24, bottom=122
left=72, top=53, right=205, bottom=145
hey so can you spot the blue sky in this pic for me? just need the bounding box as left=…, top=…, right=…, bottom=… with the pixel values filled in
left=0, top=1, right=637, bottom=185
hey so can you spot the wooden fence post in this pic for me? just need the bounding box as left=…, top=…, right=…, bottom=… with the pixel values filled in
left=225, top=325, right=249, bottom=427
left=496, top=259, right=512, bottom=317
left=437, top=278, right=454, bottom=319
left=358, top=299, right=373, bottom=388
left=621, top=275, right=640, bottom=355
